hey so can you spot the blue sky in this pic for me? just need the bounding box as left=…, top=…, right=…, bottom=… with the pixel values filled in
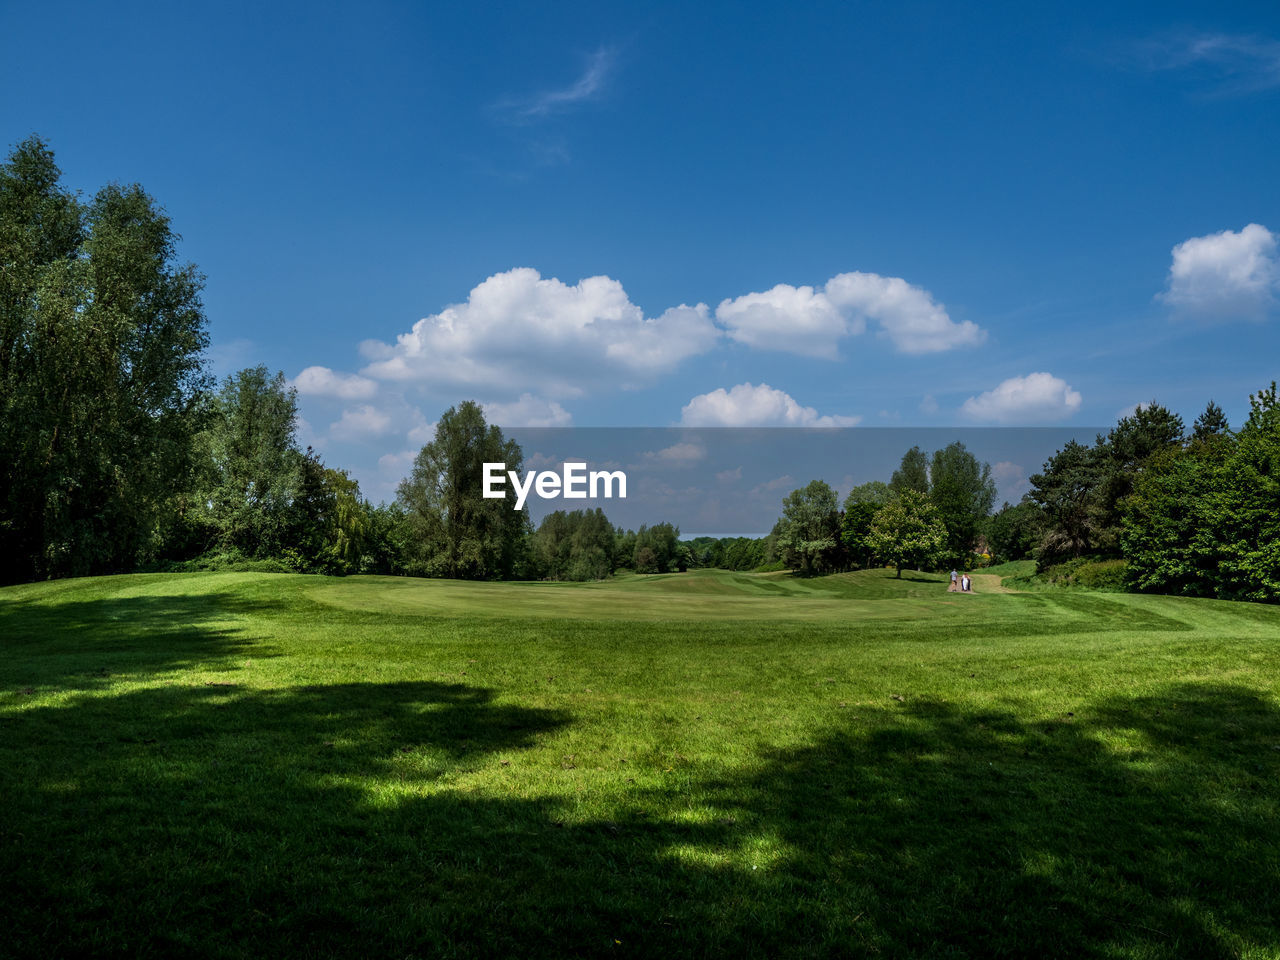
left=4, top=0, right=1280, bottom=501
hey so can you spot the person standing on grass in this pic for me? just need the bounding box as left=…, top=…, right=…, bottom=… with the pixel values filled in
left=950, top=569, right=958, bottom=592
left=961, top=573, right=971, bottom=592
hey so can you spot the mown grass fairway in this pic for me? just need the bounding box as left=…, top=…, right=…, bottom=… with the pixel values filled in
left=3, top=569, right=1280, bottom=958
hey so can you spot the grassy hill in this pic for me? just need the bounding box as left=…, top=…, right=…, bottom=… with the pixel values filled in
left=3, top=569, right=1279, bottom=958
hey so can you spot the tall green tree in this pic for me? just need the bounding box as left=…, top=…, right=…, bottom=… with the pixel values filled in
left=866, top=490, right=946, bottom=578
left=533, top=508, right=618, bottom=581
left=983, top=500, right=1044, bottom=563
left=1124, top=384, right=1277, bottom=601
left=1191, top=400, right=1230, bottom=443
left=928, top=442, right=996, bottom=561
left=0, top=137, right=208, bottom=582
left=320, top=467, right=371, bottom=574
left=1092, top=403, right=1185, bottom=547
left=1122, top=443, right=1228, bottom=597
left=1027, top=440, right=1106, bottom=565
left=195, top=366, right=304, bottom=559
left=775, top=479, right=840, bottom=574
left=1214, top=382, right=1280, bottom=602
left=889, top=446, right=930, bottom=495
left=841, top=480, right=891, bottom=569
left=396, top=401, right=529, bottom=579
left=633, top=522, right=683, bottom=573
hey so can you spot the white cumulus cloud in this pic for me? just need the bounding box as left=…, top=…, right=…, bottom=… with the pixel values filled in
left=961, top=373, right=1083, bottom=424
left=482, top=393, right=572, bottom=427
left=1160, top=223, right=1279, bottom=319
left=714, top=284, right=853, bottom=358
left=360, top=268, right=719, bottom=397
left=825, top=272, right=984, bottom=354
left=330, top=405, right=394, bottom=440
left=293, top=365, right=378, bottom=400
left=716, top=271, right=982, bottom=357
left=680, top=382, right=861, bottom=427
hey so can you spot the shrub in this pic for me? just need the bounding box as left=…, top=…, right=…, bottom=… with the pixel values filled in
left=1028, top=557, right=1128, bottom=591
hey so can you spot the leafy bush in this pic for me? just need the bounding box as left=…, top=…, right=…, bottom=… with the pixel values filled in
left=1074, top=559, right=1128, bottom=589
left=158, top=548, right=300, bottom=574
left=753, top=560, right=788, bottom=572
left=1016, top=556, right=1128, bottom=591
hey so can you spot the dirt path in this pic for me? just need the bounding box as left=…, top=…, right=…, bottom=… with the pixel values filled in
left=946, top=573, right=1017, bottom=595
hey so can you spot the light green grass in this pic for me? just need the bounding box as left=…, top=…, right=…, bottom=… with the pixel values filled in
left=3, top=569, right=1279, bottom=958
left=981, top=558, right=1038, bottom=578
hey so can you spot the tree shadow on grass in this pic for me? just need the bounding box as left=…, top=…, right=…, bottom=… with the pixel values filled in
left=2, top=681, right=1278, bottom=958
left=0, top=592, right=273, bottom=690
left=696, top=685, right=1280, bottom=957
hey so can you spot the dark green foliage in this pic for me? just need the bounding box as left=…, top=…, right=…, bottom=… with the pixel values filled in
left=1028, top=440, right=1107, bottom=565
left=686, top=536, right=772, bottom=571
left=396, top=401, right=530, bottom=579
left=1191, top=399, right=1229, bottom=443
left=1218, top=383, right=1280, bottom=601
left=359, top=503, right=409, bottom=575
left=889, top=445, right=930, bottom=494
left=0, top=137, right=209, bottom=583
left=193, top=366, right=306, bottom=558
left=1010, top=556, right=1129, bottom=591
left=1123, top=382, right=1279, bottom=602
left=1122, top=444, right=1229, bottom=598
left=983, top=500, right=1044, bottom=563
left=841, top=481, right=891, bottom=569
left=774, top=479, right=840, bottom=575
left=867, top=489, right=946, bottom=577
left=1029, top=404, right=1184, bottom=570
left=614, top=527, right=637, bottom=567
left=1092, top=403, right=1185, bottom=546
left=312, top=465, right=373, bottom=575
left=169, top=366, right=386, bottom=576
left=533, top=509, right=617, bottom=581
left=928, top=442, right=996, bottom=562
left=631, top=522, right=683, bottom=573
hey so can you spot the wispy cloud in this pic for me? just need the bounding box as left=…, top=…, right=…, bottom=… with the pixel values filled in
left=498, top=47, right=616, bottom=122
left=1136, top=32, right=1280, bottom=94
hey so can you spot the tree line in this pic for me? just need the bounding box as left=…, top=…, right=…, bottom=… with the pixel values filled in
left=5, top=137, right=1277, bottom=600
left=999, top=391, right=1280, bottom=602
left=0, top=137, right=691, bottom=584
left=758, top=386, right=1280, bottom=601
left=759, top=440, right=996, bottom=578
left=392, top=390, right=1278, bottom=594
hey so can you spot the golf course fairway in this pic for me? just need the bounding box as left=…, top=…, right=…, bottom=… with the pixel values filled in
left=3, top=568, right=1278, bottom=958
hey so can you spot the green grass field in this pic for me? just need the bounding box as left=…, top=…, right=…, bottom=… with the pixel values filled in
left=3, top=568, right=1279, bottom=958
